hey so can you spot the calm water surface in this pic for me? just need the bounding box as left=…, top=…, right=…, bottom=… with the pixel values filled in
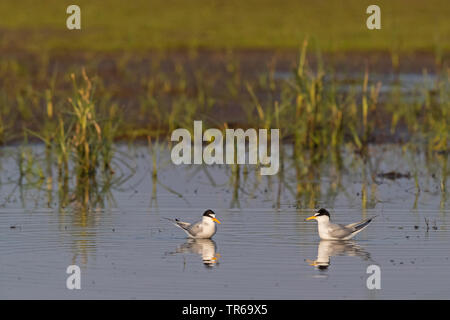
left=0, top=144, right=449, bottom=299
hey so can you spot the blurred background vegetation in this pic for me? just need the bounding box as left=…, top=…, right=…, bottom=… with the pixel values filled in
left=0, top=0, right=448, bottom=52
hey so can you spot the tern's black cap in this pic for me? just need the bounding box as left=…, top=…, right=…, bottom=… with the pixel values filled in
left=316, top=208, right=330, bottom=217
left=203, top=209, right=216, bottom=217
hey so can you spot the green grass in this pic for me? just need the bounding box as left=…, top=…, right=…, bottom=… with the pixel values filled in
left=0, top=0, right=449, bottom=52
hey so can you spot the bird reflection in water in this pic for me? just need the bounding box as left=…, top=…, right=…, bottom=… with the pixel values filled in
left=173, top=239, right=220, bottom=268
left=306, top=240, right=372, bottom=271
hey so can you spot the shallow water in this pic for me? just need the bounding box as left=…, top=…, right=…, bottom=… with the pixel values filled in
left=0, top=144, right=449, bottom=299
left=275, top=71, right=438, bottom=104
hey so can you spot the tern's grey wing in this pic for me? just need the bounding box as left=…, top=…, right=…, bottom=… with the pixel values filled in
left=186, top=221, right=204, bottom=237
left=328, top=216, right=376, bottom=239
left=345, top=216, right=377, bottom=231
left=164, top=217, right=191, bottom=230
left=327, top=223, right=355, bottom=239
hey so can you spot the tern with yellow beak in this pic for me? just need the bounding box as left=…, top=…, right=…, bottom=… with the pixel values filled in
left=306, top=208, right=376, bottom=240
left=166, top=209, right=221, bottom=239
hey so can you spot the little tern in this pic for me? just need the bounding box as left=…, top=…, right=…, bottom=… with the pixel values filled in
left=166, top=209, right=221, bottom=239
left=305, top=208, right=376, bottom=240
